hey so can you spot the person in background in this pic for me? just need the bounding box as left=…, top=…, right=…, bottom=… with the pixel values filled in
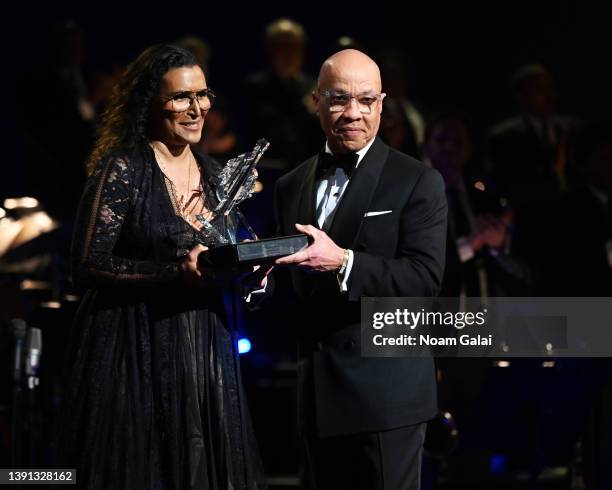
left=486, top=63, right=580, bottom=209
left=19, top=20, right=95, bottom=220
left=379, top=52, right=425, bottom=159
left=242, top=18, right=321, bottom=169
left=545, top=121, right=612, bottom=296
left=424, top=113, right=532, bottom=298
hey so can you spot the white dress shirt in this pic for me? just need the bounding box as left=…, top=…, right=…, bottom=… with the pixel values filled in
left=316, top=138, right=375, bottom=292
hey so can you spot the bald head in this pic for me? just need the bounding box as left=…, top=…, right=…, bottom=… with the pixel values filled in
left=318, top=49, right=382, bottom=92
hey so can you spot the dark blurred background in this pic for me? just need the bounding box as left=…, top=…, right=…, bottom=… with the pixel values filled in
left=1, top=2, right=612, bottom=489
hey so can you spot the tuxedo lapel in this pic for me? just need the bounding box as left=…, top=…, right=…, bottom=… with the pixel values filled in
left=327, top=137, right=389, bottom=248
left=295, top=155, right=319, bottom=227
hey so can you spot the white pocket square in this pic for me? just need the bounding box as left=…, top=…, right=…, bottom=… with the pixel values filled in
left=363, top=210, right=393, bottom=217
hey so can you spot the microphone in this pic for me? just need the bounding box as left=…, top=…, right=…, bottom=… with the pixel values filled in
left=25, top=327, right=42, bottom=389
left=9, top=318, right=26, bottom=384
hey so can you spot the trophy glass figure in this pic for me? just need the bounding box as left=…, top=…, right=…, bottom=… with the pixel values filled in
left=195, top=139, right=309, bottom=269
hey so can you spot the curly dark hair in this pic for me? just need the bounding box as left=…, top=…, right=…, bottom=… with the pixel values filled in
left=87, top=44, right=203, bottom=173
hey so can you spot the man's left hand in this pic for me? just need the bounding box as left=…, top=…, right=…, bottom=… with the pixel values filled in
left=275, top=223, right=344, bottom=272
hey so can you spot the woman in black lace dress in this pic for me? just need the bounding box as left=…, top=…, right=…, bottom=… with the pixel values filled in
left=58, top=44, right=267, bottom=489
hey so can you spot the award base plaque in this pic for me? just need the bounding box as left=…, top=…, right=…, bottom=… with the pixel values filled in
left=198, top=234, right=310, bottom=270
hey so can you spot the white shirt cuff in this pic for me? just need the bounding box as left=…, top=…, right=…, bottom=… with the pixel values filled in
left=244, top=276, right=268, bottom=303
left=337, top=249, right=354, bottom=292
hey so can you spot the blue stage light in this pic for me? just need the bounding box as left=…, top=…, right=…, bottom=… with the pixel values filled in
left=238, top=338, right=252, bottom=354
left=490, top=454, right=507, bottom=474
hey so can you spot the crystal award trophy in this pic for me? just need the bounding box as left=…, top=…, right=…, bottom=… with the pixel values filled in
left=196, top=139, right=310, bottom=270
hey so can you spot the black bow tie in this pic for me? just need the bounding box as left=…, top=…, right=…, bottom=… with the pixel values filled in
left=316, top=151, right=359, bottom=179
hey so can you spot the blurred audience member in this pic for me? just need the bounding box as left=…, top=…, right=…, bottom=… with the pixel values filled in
left=486, top=63, right=580, bottom=209
left=18, top=20, right=95, bottom=220
left=379, top=53, right=425, bottom=158
left=88, top=65, right=124, bottom=116
left=424, top=113, right=532, bottom=298
left=545, top=121, right=612, bottom=296
left=177, top=36, right=237, bottom=161
left=176, top=35, right=211, bottom=67
left=327, top=36, right=362, bottom=56
left=242, top=18, right=321, bottom=169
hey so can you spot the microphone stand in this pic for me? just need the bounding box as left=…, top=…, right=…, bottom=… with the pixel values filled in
left=25, top=327, right=42, bottom=467
left=10, top=319, right=26, bottom=469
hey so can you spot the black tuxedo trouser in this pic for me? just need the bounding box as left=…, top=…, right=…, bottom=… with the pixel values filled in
left=302, top=422, right=427, bottom=490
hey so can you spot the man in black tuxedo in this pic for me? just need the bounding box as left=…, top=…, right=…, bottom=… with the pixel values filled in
left=274, top=49, right=447, bottom=490
left=486, top=64, right=580, bottom=209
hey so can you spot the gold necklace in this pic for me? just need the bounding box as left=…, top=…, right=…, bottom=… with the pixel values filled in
left=153, top=146, right=190, bottom=211
left=177, top=155, right=192, bottom=212
left=154, top=147, right=209, bottom=226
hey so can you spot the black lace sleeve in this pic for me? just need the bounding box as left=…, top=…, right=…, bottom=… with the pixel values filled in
left=71, top=153, right=182, bottom=288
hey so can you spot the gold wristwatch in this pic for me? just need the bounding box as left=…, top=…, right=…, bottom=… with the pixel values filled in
left=338, top=249, right=350, bottom=274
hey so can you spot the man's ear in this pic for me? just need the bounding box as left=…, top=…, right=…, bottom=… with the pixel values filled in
left=379, top=92, right=387, bottom=114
